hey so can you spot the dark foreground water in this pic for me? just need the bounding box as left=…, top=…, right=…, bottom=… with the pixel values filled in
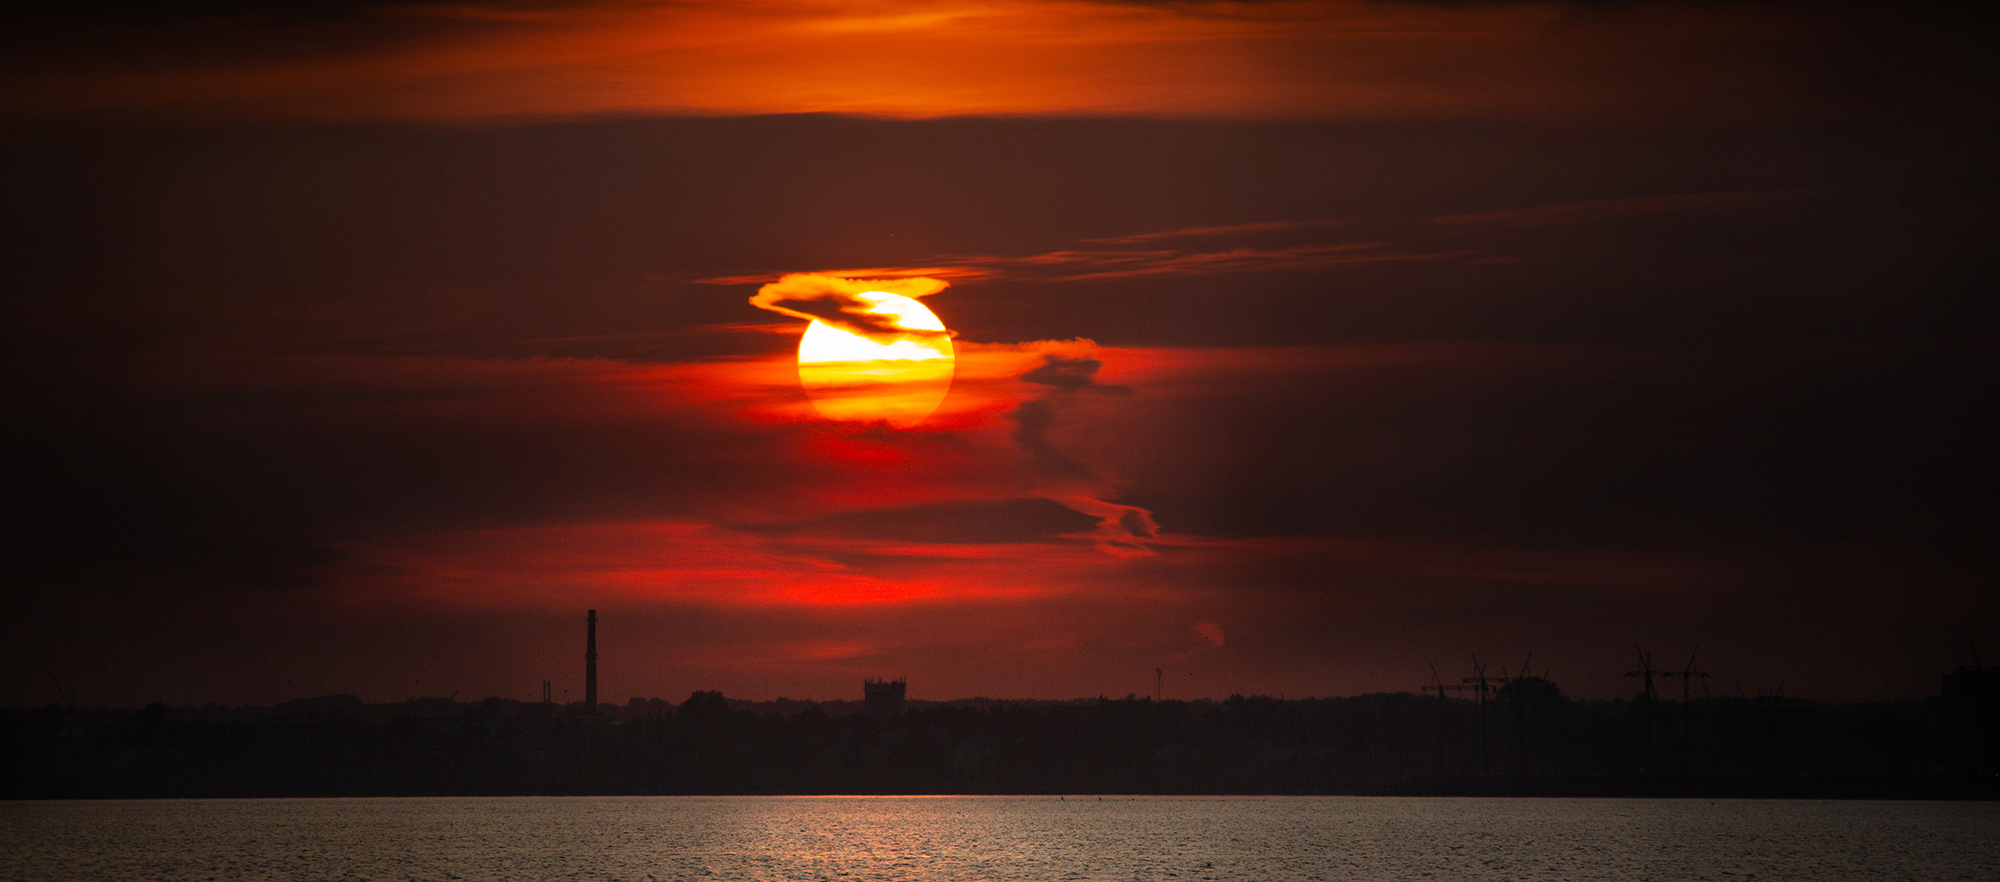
left=3, top=796, right=1996, bottom=881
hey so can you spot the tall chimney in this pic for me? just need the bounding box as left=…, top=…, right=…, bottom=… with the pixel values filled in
left=584, top=609, right=599, bottom=715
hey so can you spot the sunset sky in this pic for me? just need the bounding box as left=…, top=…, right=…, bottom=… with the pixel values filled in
left=3, top=0, right=1994, bottom=707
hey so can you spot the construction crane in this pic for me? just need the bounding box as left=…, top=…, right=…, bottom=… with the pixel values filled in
left=1462, top=656, right=1496, bottom=776
left=1461, top=654, right=1546, bottom=776
left=1656, top=648, right=1711, bottom=776
left=1625, top=647, right=1663, bottom=775
left=37, top=650, right=73, bottom=709
left=1456, top=655, right=1541, bottom=776
left=1497, top=653, right=1542, bottom=776
left=1960, top=640, right=1992, bottom=768
left=1426, top=662, right=1476, bottom=776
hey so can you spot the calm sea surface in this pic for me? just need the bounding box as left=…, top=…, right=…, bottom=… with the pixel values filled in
left=3, top=796, right=1996, bottom=881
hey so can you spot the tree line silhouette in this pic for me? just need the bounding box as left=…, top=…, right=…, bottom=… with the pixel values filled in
left=4, top=679, right=1995, bottom=798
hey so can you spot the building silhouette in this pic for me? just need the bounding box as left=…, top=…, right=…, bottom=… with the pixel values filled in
left=864, top=678, right=906, bottom=716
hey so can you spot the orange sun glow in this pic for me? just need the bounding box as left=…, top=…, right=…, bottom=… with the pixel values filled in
left=796, top=291, right=954, bottom=427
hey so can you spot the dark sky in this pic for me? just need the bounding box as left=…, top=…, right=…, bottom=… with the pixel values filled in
left=2, top=0, right=1995, bottom=707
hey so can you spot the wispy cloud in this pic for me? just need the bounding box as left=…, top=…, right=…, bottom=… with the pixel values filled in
left=698, top=232, right=1463, bottom=290
left=322, top=520, right=1107, bottom=611
left=1432, top=189, right=1812, bottom=227
left=1173, top=621, right=1226, bottom=659
left=1024, top=243, right=1465, bottom=281
left=746, top=272, right=953, bottom=341
left=695, top=266, right=994, bottom=286
left=1, top=0, right=1835, bottom=123
left=1081, top=220, right=1342, bottom=245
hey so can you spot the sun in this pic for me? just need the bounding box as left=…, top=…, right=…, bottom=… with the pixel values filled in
left=796, top=291, right=954, bottom=427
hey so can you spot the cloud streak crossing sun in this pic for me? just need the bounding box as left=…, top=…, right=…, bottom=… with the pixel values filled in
left=752, top=273, right=957, bottom=427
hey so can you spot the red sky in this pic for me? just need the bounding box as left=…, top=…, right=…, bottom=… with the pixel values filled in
left=4, top=0, right=1861, bottom=123
left=1, top=0, right=1994, bottom=707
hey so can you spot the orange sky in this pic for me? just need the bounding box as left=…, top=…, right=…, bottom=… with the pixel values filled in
left=5, top=0, right=1828, bottom=122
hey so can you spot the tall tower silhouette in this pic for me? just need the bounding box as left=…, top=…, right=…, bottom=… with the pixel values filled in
left=584, top=609, right=599, bottom=715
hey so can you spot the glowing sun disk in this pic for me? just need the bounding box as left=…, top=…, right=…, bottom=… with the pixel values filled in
left=796, top=291, right=954, bottom=427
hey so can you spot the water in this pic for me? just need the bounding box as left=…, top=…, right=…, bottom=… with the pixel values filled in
left=3, top=796, right=1996, bottom=881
